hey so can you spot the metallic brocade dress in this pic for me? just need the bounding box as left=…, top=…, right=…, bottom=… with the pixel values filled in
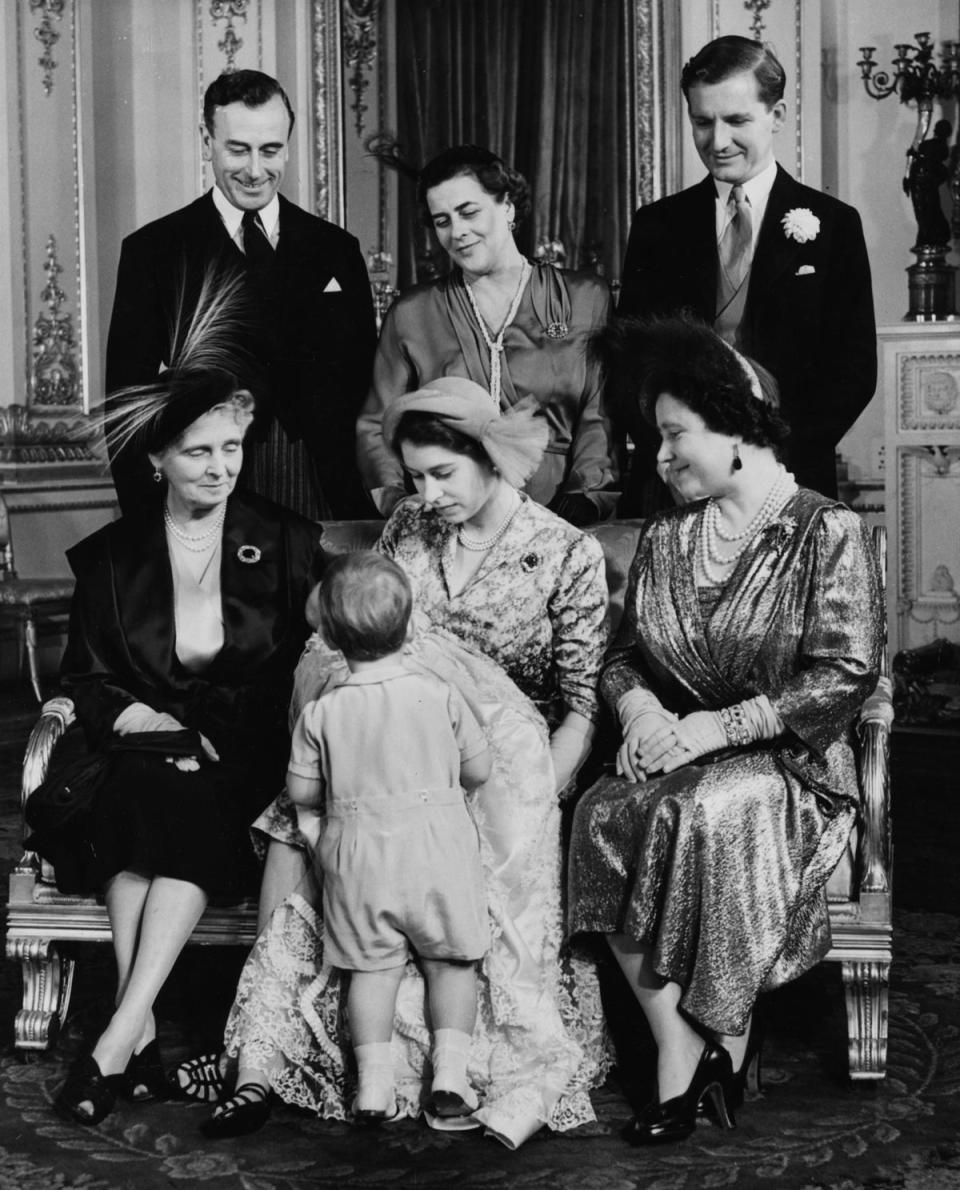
left=568, top=490, right=883, bottom=1036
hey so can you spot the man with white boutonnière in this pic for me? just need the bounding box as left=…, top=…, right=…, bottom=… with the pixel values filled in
left=616, top=35, right=876, bottom=514
left=106, top=70, right=377, bottom=519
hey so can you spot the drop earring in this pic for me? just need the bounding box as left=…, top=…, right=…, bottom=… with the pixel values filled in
left=153, top=468, right=162, bottom=484
left=731, top=444, right=743, bottom=473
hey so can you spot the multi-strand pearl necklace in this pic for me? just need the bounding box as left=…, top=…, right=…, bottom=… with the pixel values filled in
left=457, top=491, right=520, bottom=552
left=163, top=501, right=226, bottom=553
left=463, top=259, right=531, bottom=405
left=698, top=467, right=796, bottom=585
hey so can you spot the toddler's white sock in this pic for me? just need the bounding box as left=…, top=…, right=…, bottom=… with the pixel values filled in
left=354, top=1041, right=395, bottom=1116
left=430, top=1027, right=478, bottom=1115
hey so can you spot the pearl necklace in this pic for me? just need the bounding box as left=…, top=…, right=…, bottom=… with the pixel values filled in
left=463, top=259, right=531, bottom=405
left=698, top=468, right=796, bottom=585
left=163, top=501, right=226, bottom=553
left=457, top=492, right=520, bottom=552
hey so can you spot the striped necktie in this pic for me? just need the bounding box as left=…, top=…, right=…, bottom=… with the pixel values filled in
left=718, top=185, right=752, bottom=291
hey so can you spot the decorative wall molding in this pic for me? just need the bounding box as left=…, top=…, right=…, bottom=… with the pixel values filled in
left=209, top=0, right=249, bottom=72
left=0, top=404, right=96, bottom=465
left=899, top=352, right=960, bottom=431
left=28, top=0, right=65, bottom=96
left=312, top=0, right=344, bottom=224
left=343, top=0, right=378, bottom=138
left=744, top=0, right=772, bottom=41
left=30, top=235, right=79, bottom=408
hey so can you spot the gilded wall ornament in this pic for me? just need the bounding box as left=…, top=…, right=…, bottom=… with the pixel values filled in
left=0, top=404, right=96, bottom=464
left=29, top=0, right=66, bottom=96
left=744, top=0, right=772, bottom=41
left=210, top=0, right=249, bottom=71
left=31, top=235, right=79, bottom=408
left=343, top=0, right=378, bottom=137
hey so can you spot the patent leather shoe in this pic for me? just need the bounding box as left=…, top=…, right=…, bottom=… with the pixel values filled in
left=55, top=1054, right=126, bottom=1126
left=622, top=1041, right=735, bottom=1145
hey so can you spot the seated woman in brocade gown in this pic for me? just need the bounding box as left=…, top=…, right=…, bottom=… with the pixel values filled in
left=188, top=377, right=612, bottom=1147
left=44, top=362, right=322, bottom=1128
left=355, top=144, right=618, bottom=526
left=568, top=316, right=883, bottom=1146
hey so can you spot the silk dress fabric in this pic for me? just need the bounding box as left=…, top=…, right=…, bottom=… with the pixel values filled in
left=224, top=495, right=612, bottom=1148
left=568, top=490, right=883, bottom=1035
left=355, top=262, right=618, bottom=517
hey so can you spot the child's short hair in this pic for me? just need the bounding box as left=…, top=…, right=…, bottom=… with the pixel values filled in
left=314, top=552, right=413, bottom=661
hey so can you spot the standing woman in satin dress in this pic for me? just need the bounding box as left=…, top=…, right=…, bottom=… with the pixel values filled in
left=568, top=315, right=883, bottom=1145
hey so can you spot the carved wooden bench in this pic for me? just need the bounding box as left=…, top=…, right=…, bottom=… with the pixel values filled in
left=5, top=520, right=892, bottom=1080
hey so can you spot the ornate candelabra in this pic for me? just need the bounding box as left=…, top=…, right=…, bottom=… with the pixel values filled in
left=857, top=33, right=960, bottom=320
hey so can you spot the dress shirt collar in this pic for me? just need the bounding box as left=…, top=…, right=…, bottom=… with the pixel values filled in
left=713, top=159, right=778, bottom=244
left=211, top=185, right=280, bottom=246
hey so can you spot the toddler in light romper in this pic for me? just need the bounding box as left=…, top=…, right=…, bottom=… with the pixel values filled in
left=288, top=551, right=491, bottom=1124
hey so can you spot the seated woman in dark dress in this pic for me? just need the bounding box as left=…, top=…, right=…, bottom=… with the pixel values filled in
left=46, top=365, right=323, bottom=1126
left=568, top=316, right=883, bottom=1145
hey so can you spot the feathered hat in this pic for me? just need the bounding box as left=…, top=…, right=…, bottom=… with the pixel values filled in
left=382, top=376, right=549, bottom=488
left=592, top=312, right=780, bottom=426
left=102, top=261, right=259, bottom=459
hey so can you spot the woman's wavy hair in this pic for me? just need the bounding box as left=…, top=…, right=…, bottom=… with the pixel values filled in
left=417, top=145, right=531, bottom=228
left=391, top=410, right=493, bottom=469
left=593, top=313, right=790, bottom=453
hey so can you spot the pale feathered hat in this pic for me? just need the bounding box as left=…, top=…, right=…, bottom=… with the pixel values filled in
left=382, top=376, right=549, bottom=488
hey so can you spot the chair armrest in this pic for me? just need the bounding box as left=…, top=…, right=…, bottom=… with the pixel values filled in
left=20, top=695, right=76, bottom=835
left=856, top=678, right=892, bottom=897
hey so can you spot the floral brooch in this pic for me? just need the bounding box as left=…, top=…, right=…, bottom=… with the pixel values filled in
left=237, top=544, right=262, bottom=564
left=520, top=553, right=540, bottom=572
left=781, top=208, right=820, bottom=244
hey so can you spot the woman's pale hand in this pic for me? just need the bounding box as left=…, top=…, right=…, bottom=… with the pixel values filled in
left=617, top=711, right=679, bottom=782
left=655, top=710, right=727, bottom=774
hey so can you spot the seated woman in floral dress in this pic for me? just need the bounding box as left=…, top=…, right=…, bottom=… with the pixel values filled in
left=185, top=377, right=612, bottom=1147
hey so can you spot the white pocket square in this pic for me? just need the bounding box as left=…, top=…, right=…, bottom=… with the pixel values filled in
left=795, top=264, right=815, bottom=276
left=323, top=277, right=343, bottom=292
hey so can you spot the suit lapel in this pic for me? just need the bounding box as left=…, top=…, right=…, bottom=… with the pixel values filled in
left=747, top=166, right=804, bottom=300
left=686, top=178, right=719, bottom=318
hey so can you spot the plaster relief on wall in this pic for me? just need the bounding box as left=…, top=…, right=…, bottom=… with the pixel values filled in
left=897, top=448, right=960, bottom=646
left=210, top=0, right=249, bottom=72
left=899, top=353, right=960, bottom=431
left=30, top=235, right=78, bottom=408
left=29, top=0, right=65, bottom=96
left=343, top=0, right=378, bottom=138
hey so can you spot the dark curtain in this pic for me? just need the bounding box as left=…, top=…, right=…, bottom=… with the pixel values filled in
left=393, top=0, right=631, bottom=289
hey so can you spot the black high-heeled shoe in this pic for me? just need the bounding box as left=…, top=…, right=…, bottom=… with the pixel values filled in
left=200, top=1083, right=271, bottom=1138
left=730, top=1021, right=764, bottom=1111
left=123, top=1039, right=169, bottom=1103
left=55, top=1054, right=127, bottom=1126
left=621, top=1041, right=735, bottom=1146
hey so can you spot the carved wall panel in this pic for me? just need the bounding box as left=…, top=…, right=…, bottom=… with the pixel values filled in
left=8, top=0, right=98, bottom=477
left=880, top=327, right=960, bottom=656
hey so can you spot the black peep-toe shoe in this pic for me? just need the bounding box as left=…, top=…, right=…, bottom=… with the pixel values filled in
left=622, top=1041, right=735, bottom=1146
left=200, top=1083, right=271, bottom=1138
left=123, top=1039, right=169, bottom=1103
left=55, top=1054, right=127, bottom=1126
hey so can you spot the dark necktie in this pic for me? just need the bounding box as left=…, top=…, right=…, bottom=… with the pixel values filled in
left=718, top=185, right=752, bottom=291
left=241, top=209, right=274, bottom=273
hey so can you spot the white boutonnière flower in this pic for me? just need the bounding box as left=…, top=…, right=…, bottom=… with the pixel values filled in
left=782, top=208, right=820, bottom=243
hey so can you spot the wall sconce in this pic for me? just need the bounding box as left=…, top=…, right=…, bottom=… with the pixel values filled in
left=857, top=33, right=960, bottom=320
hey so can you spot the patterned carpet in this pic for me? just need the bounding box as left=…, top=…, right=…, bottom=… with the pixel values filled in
left=0, top=693, right=957, bottom=1190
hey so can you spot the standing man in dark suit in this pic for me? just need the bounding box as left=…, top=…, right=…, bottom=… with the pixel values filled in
left=106, top=70, right=377, bottom=519
left=617, top=36, right=876, bottom=513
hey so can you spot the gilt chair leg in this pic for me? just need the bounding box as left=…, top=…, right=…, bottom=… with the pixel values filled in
left=24, top=615, right=43, bottom=703
left=841, top=959, right=890, bottom=1079
left=5, top=937, right=76, bottom=1052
